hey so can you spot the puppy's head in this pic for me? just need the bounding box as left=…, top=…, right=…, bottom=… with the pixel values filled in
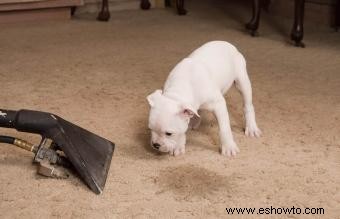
left=147, top=90, right=198, bottom=153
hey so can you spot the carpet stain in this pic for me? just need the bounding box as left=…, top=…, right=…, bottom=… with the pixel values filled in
left=156, top=164, right=234, bottom=201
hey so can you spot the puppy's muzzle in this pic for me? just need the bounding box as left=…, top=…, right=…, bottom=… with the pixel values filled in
left=152, top=142, right=160, bottom=150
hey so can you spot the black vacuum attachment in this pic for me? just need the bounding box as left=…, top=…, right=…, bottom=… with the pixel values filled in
left=0, top=109, right=115, bottom=194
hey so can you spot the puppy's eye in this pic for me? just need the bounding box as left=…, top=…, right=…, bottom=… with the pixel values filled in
left=165, top=132, right=172, bottom=136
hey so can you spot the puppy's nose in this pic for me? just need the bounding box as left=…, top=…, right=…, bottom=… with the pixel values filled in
left=153, top=143, right=160, bottom=149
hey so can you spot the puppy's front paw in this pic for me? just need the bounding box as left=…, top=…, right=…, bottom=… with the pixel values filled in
left=170, top=146, right=185, bottom=156
left=221, top=143, right=240, bottom=157
left=245, top=122, right=262, bottom=137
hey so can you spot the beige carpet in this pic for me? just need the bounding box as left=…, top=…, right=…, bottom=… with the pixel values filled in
left=1, top=0, right=340, bottom=218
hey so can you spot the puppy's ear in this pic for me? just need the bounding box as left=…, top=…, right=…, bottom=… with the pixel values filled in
left=147, top=89, right=162, bottom=107
left=180, top=105, right=200, bottom=118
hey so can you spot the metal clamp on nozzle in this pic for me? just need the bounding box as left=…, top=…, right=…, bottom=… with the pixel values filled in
left=33, top=138, right=71, bottom=179
left=38, top=160, right=69, bottom=179
left=0, top=135, right=70, bottom=179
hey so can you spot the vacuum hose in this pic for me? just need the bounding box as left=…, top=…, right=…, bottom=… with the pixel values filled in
left=0, top=135, right=15, bottom=144
left=0, top=109, right=17, bottom=128
left=0, top=135, right=37, bottom=152
left=0, top=109, right=59, bottom=135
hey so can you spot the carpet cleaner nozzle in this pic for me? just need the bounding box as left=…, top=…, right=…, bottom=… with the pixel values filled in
left=0, top=109, right=115, bottom=194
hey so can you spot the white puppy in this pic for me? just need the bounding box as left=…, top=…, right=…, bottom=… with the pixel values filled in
left=147, top=41, right=261, bottom=156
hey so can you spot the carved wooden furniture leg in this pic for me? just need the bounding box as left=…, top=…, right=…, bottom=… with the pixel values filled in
left=71, top=6, right=76, bottom=16
left=97, top=0, right=110, bottom=21
left=176, top=0, right=187, bottom=15
left=262, top=0, right=271, bottom=12
left=141, top=0, right=151, bottom=10
left=291, top=0, right=305, bottom=47
left=336, top=0, right=340, bottom=31
left=246, top=0, right=261, bottom=36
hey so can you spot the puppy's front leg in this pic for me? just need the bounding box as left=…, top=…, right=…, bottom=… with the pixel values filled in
left=212, top=98, right=239, bottom=156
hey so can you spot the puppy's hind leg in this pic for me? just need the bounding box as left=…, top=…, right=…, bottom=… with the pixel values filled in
left=235, top=58, right=262, bottom=137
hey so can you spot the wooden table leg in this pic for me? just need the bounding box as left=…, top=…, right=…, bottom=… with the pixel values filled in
left=246, top=0, right=261, bottom=36
left=262, top=0, right=271, bottom=12
left=291, top=0, right=305, bottom=47
left=141, top=0, right=151, bottom=10
left=176, top=0, right=187, bottom=15
left=97, top=0, right=110, bottom=21
left=336, top=0, right=340, bottom=31
left=71, top=6, right=77, bottom=16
